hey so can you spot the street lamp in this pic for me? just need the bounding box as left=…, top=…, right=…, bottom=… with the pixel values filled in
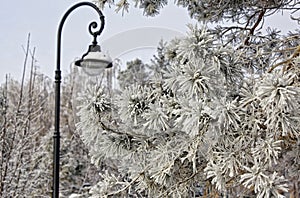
left=54, top=2, right=112, bottom=197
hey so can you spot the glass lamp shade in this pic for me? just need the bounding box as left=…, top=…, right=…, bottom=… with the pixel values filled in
left=75, top=45, right=113, bottom=76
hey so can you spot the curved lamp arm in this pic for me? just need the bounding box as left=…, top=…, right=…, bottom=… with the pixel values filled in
left=54, top=2, right=105, bottom=198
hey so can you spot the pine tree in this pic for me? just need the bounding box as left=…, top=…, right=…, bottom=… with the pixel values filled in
left=78, top=1, right=300, bottom=196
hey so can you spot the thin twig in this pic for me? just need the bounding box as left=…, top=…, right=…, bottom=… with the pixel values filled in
left=11, top=33, right=31, bottom=197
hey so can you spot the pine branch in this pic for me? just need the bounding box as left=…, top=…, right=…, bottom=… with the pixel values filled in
left=100, top=120, right=149, bottom=141
left=268, top=45, right=300, bottom=73
left=244, top=9, right=266, bottom=46
left=105, top=173, right=142, bottom=196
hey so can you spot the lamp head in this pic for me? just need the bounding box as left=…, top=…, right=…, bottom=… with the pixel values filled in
left=75, top=44, right=112, bottom=76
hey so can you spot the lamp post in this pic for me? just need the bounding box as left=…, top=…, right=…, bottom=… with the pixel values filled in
left=54, top=2, right=112, bottom=197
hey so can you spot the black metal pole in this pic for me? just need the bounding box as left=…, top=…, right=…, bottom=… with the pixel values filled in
left=54, top=2, right=105, bottom=198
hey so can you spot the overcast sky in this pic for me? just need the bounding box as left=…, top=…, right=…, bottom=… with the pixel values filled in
left=0, top=0, right=298, bottom=82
